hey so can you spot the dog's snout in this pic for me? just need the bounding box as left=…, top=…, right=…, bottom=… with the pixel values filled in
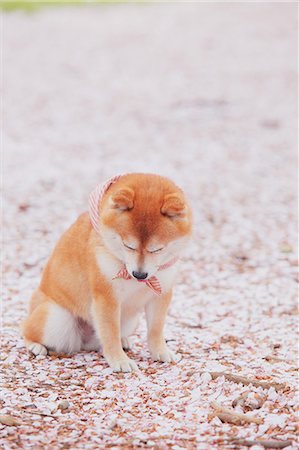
left=132, top=271, right=148, bottom=280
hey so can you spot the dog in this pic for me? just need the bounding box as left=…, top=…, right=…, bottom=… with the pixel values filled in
left=22, top=173, right=192, bottom=372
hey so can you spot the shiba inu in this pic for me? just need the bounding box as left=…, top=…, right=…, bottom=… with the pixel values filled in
left=22, top=173, right=192, bottom=372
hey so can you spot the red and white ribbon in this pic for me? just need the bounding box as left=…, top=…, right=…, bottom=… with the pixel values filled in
left=88, top=174, right=122, bottom=234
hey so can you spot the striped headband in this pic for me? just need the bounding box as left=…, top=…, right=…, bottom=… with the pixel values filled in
left=88, top=174, right=122, bottom=234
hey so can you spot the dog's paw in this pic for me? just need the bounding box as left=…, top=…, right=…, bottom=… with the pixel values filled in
left=121, top=336, right=132, bottom=351
left=27, top=342, right=48, bottom=356
left=151, top=347, right=177, bottom=363
left=106, top=354, right=138, bottom=372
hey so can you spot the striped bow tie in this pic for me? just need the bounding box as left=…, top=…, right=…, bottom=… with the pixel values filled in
left=113, top=267, right=162, bottom=295
left=112, top=257, right=178, bottom=296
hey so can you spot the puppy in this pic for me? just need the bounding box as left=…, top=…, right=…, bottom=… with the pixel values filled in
left=22, top=173, right=192, bottom=372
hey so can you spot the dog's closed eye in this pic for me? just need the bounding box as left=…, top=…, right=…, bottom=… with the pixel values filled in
left=123, top=243, right=137, bottom=251
left=148, top=247, right=164, bottom=254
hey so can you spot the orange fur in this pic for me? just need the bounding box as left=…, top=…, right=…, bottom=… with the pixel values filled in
left=22, top=173, right=192, bottom=371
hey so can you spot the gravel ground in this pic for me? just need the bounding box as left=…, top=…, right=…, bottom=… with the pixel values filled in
left=2, top=3, right=298, bottom=449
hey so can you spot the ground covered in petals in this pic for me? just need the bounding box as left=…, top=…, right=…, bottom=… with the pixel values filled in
left=2, top=3, right=298, bottom=449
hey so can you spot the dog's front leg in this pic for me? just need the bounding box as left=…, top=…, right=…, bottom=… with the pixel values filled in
left=92, top=296, right=138, bottom=372
left=145, top=291, right=176, bottom=363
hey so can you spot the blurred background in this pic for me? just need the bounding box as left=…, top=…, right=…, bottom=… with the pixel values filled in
left=3, top=0, right=298, bottom=305
left=3, top=1, right=298, bottom=304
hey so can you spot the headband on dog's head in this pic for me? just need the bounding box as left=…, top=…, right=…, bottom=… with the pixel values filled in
left=88, top=174, right=122, bottom=234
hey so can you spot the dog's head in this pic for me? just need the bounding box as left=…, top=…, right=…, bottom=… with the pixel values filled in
left=98, top=173, right=192, bottom=279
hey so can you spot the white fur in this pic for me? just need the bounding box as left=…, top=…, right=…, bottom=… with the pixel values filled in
left=121, top=336, right=132, bottom=350
left=81, top=334, right=101, bottom=351
left=27, top=342, right=48, bottom=356
left=42, top=303, right=82, bottom=354
left=96, top=246, right=180, bottom=343
left=96, top=248, right=153, bottom=339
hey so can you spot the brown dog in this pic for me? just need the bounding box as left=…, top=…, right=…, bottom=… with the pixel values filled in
left=22, top=173, right=192, bottom=372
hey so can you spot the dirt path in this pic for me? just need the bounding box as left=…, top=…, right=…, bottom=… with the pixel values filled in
left=2, top=4, right=298, bottom=449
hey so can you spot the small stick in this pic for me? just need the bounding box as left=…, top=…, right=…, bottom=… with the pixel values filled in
left=18, top=407, right=58, bottom=420
left=207, top=372, right=287, bottom=391
left=264, top=355, right=296, bottom=365
left=180, top=322, right=203, bottom=329
left=211, top=402, right=263, bottom=425
left=229, top=438, right=292, bottom=448
left=0, top=415, right=22, bottom=426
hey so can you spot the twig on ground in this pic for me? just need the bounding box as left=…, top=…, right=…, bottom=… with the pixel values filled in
left=228, top=438, right=292, bottom=448
left=264, top=355, right=296, bottom=365
left=18, top=407, right=58, bottom=420
left=211, top=402, right=263, bottom=425
left=206, top=371, right=288, bottom=391
left=180, top=322, right=203, bottom=329
left=0, top=415, right=22, bottom=426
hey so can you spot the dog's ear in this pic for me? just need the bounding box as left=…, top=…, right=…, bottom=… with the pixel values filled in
left=110, top=187, right=135, bottom=211
left=161, top=193, right=187, bottom=218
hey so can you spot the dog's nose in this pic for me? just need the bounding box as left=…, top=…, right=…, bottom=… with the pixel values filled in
left=132, top=271, right=148, bottom=280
